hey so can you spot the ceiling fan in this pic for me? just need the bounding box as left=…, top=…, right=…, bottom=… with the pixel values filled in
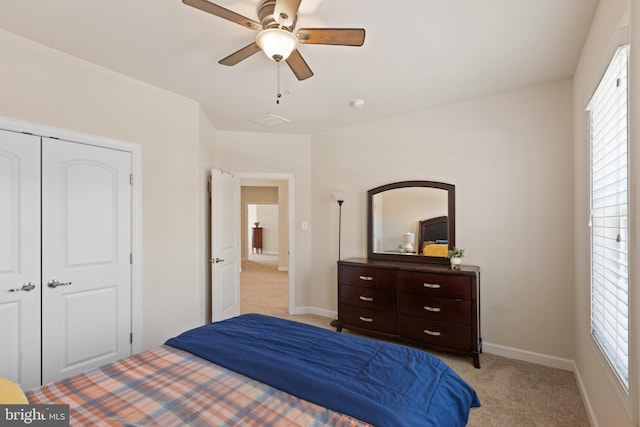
left=182, top=0, right=366, bottom=81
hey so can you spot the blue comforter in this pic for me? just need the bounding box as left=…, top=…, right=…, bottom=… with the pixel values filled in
left=166, top=314, right=480, bottom=426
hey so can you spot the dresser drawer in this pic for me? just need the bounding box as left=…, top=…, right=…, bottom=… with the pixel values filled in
left=339, top=304, right=396, bottom=334
left=339, top=265, right=396, bottom=289
left=398, top=315, right=471, bottom=351
left=398, top=293, right=471, bottom=324
left=398, top=271, right=471, bottom=300
left=340, top=284, right=396, bottom=311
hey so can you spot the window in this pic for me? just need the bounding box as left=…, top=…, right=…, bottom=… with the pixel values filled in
left=588, top=45, right=629, bottom=388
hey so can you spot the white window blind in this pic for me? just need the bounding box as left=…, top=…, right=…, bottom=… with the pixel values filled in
left=588, top=44, right=629, bottom=388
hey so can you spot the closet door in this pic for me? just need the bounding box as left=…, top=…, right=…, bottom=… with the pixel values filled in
left=0, top=130, right=41, bottom=390
left=41, top=138, right=132, bottom=383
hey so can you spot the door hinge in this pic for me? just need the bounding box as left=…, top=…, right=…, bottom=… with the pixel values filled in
left=130, top=174, right=133, bottom=185
left=130, top=253, right=133, bottom=264
left=130, top=332, right=133, bottom=344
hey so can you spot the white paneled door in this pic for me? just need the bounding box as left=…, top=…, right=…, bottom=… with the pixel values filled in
left=1, top=128, right=133, bottom=388
left=211, top=169, right=240, bottom=321
left=0, top=130, right=41, bottom=390
left=41, top=138, right=132, bottom=384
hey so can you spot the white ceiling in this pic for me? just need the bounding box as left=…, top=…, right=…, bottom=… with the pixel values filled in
left=0, top=0, right=599, bottom=134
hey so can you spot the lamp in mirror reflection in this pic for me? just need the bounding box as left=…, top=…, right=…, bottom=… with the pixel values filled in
left=403, top=232, right=415, bottom=253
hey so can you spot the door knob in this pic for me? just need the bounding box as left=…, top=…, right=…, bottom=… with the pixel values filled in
left=8, top=282, right=36, bottom=292
left=47, top=279, right=72, bottom=288
left=209, top=258, right=225, bottom=264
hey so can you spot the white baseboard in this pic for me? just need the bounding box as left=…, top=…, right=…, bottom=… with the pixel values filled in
left=572, top=365, right=599, bottom=427
left=290, top=306, right=337, bottom=319
left=482, top=341, right=575, bottom=371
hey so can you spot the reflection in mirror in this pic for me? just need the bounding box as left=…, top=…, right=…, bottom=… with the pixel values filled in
left=367, top=181, right=455, bottom=264
left=372, top=187, right=448, bottom=253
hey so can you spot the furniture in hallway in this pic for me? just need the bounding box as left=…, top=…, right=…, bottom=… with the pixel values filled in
left=252, top=227, right=263, bottom=253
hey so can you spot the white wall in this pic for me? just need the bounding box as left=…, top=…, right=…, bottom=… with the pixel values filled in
left=573, top=0, right=637, bottom=425
left=311, top=80, right=575, bottom=360
left=0, top=29, right=211, bottom=349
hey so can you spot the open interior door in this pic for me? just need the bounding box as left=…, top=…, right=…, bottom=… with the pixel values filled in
left=210, top=169, right=240, bottom=321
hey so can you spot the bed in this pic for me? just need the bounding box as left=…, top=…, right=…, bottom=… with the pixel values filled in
left=26, top=314, right=480, bottom=426
left=418, top=215, right=450, bottom=256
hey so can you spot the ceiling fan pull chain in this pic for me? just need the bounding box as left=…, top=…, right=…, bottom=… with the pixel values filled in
left=276, top=61, right=282, bottom=104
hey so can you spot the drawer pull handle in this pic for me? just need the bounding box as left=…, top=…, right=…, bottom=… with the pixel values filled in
left=359, top=296, right=374, bottom=302
left=424, top=329, right=441, bottom=336
left=359, top=276, right=373, bottom=281
left=424, top=306, right=441, bottom=312
left=424, top=283, right=440, bottom=289
left=359, top=316, right=374, bottom=323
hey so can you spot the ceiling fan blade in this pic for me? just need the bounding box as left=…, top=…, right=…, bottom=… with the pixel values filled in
left=219, top=42, right=262, bottom=66
left=182, top=0, right=261, bottom=31
left=273, top=0, right=301, bottom=27
left=286, top=50, right=313, bottom=80
left=297, top=28, right=365, bottom=46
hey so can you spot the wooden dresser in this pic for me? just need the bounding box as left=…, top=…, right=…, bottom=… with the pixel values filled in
left=251, top=227, right=263, bottom=254
left=336, top=257, right=481, bottom=368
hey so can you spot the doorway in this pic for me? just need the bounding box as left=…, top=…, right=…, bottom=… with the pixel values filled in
left=238, top=176, right=292, bottom=316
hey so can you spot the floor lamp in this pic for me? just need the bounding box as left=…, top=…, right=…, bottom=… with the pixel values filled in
left=331, top=192, right=346, bottom=329
left=332, top=192, right=346, bottom=260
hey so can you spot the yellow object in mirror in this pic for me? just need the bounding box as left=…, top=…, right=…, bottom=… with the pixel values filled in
left=423, top=244, right=448, bottom=257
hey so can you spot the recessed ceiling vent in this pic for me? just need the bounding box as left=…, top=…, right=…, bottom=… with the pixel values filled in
left=249, top=113, right=290, bottom=127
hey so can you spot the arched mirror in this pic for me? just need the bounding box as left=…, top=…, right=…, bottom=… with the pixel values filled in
left=367, top=181, right=455, bottom=264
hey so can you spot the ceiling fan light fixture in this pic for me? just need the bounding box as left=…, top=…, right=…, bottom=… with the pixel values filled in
left=256, top=28, right=298, bottom=62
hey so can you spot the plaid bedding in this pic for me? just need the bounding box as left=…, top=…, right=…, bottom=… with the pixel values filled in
left=27, top=345, right=371, bottom=427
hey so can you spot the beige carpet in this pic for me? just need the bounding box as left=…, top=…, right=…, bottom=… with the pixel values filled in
left=240, top=257, right=590, bottom=426
left=241, top=255, right=288, bottom=316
